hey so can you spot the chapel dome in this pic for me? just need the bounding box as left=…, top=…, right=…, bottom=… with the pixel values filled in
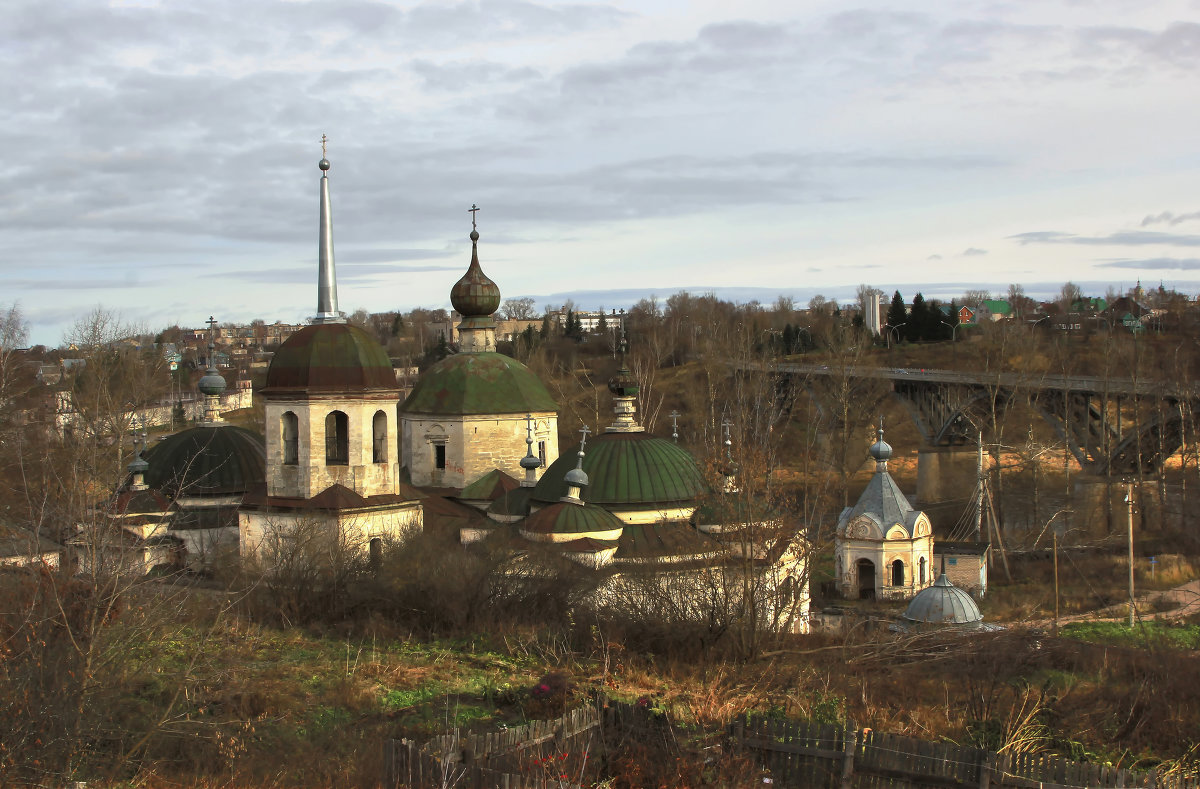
left=532, top=431, right=707, bottom=510
left=903, top=572, right=982, bottom=625
left=264, top=323, right=395, bottom=394
left=521, top=501, right=625, bottom=542
left=143, top=425, right=266, bottom=497
left=400, top=352, right=556, bottom=416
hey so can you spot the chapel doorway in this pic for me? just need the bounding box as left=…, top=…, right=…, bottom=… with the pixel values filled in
left=856, top=559, right=876, bottom=600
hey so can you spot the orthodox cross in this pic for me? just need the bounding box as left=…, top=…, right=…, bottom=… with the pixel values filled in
left=321, top=134, right=328, bottom=158
left=721, top=418, right=734, bottom=459
left=578, top=424, right=591, bottom=452
left=669, top=410, right=681, bottom=443
left=468, top=204, right=480, bottom=231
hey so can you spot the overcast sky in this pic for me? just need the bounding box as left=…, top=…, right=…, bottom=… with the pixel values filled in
left=4, top=0, right=1199, bottom=345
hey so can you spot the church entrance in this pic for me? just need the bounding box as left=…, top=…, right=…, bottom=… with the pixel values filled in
left=856, top=559, right=876, bottom=600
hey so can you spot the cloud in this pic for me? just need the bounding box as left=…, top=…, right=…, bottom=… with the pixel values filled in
left=1141, top=211, right=1200, bottom=227
left=1095, top=258, right=1200, bottom=270
left=927, top=254, right=943, bottom=260
left=1010, top=231, right=1200, bottom=246
left=962, top=247, right=987, bottom=256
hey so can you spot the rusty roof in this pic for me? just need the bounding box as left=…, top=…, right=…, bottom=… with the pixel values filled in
left=264, top=323, right=396, bottom=394
left=400, top=351, right=556, bottom=416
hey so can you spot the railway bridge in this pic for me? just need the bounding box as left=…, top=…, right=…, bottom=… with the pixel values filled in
left=771, top=363, right=1196, bottom=504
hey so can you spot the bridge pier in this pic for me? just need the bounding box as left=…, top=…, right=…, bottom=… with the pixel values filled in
left=916, top=446, right=978, bottom=504
left=1066, top=475, right=1163, bottom=536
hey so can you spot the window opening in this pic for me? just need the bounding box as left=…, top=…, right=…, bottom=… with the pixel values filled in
left=325, top=411, right=348, bottom=465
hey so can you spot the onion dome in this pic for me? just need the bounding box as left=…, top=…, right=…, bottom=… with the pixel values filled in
left=520, top=413, right=541, bottom=484
left=143, top=425, right=266, bottom=497
left=264, top=323, right=396, bottom=394
left=128, top=453, right=150, bottom=477
left=869, top=419, right=892, bottom=467
left=400, top=352, right=556, bottom=415
left=532, top=431, right=707, bottom=511
left=903, top=571, right=983, bottom=625
left=198, top=369, right=226, bottom=396
left=450, top=220, right=501, bottom=319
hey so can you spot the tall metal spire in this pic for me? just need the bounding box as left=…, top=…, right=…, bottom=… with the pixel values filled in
left=313, top=134, right=345, bottom=324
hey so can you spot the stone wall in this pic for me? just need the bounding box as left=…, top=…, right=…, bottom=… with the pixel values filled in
left=402, top=411, right=558, bottom=489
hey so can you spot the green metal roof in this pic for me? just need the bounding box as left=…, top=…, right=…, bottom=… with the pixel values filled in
left=532, top=431, right=707, bottom=509
left=264, top=323, right=395, bottom=394
left=459, top=468, right=519, bottom=501
left=400, top=351, right=557, bottom=416
left=522, top=501, right=625, bottom=536
left=144, top=425, right=265, bottom=497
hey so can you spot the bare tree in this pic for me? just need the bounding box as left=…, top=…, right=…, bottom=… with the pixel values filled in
left=500, top=297, right=537, bottom=320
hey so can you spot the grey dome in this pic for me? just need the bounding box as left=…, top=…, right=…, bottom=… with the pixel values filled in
left=903, top=573, right=982, bottom=625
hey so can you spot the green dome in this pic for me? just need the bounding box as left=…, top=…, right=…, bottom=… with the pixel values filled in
left=522, top=501, right=624, bottom=539
left=532, top=431, right=707, bottom=510
left=903, top=573, right=982, bottom=625
left=264, top=323, right=395, bottom=394
left=144, top=425, right=266, bottom=497
left=400, top=352, right=556, bottom=416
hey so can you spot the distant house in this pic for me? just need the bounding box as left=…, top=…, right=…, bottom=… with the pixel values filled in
left=956, top=305, right=976, bottom=325
left=976, top=299, right=1012, bottom=322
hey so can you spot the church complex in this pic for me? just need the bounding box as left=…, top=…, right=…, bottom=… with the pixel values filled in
left=100, top=149, right=986, bottom=634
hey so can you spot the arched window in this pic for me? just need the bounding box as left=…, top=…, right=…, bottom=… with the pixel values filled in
left=891, top=559, right=905, bottom=587
left=282, top=411, right=299, bottom=465
left=325, top=410, right=348, bottom=465
left=372, top=410, right=387, bottom=463
left=919, top=556, right=927, bottom=585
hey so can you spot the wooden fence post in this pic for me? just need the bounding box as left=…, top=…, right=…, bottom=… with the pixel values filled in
left=978, top=751, right=992, bottom=789
left=840, top=727, right=857, bottom=789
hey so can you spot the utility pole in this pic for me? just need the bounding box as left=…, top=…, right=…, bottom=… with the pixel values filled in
left=1052, top=530, right=1059, bottom=636
left=1126, top=481, right=1136, bottom=628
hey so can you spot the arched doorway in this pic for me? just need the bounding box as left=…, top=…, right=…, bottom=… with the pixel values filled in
left=856, top=559, right=876, bottom=600
left=891, top=559, right=905, bottom=587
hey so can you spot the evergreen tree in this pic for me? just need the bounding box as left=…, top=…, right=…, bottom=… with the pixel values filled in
left=886, top=291, right=907, bottom=338
left=539, top=314, right=551, bottom=339
left=946, top=301, right=960, bottom=341
left=171, top=400, right=187, bottom=429
left=596, top=311, right=608, bottom=335
left=909, top=293, right=930, bottom=341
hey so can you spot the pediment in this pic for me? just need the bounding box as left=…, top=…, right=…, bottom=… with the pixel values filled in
left=842, top=515, right=882, bottom=540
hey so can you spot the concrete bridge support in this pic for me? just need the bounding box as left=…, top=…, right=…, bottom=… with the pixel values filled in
left=916, top=446, right=979, bottom=504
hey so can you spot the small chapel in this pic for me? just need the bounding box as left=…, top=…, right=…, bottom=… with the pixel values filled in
left=834, top=422, right=934, bottom=601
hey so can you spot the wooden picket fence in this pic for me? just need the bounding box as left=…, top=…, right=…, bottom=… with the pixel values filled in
left=383, top=704, right=604, bottom=789
left=384, top=700, right=1199, bottom=789
left=731, top=716, right=1200, bottom=789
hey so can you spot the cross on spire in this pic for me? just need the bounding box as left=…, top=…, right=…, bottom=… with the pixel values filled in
left=669, top=410, right=681, bottom=443
left=321, top=133, right=328, bottom=159
left=468, top=203, right=480, bottom=231
left=578, top=424, right=591, bottom=452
